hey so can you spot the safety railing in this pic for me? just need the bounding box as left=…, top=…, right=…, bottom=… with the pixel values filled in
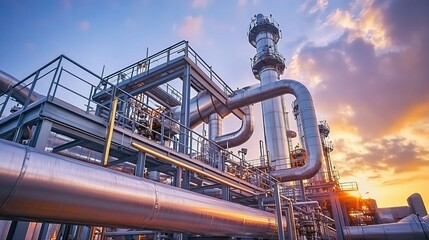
left=339, top=181, right=359, bottom=191
left=98, top=41, right=234, bottom=98
left=187, top=45, right=234, bottom=96
left=0, top=55, right=106, bottom=119
left=0, top=53, right=281, bottom=193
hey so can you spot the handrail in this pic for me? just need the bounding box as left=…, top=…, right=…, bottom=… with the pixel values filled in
left=0, top=54, right=279, bottom=193
left=99, top=41, right=234, bottom=97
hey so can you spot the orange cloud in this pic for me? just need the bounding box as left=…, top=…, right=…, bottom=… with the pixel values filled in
left=326, top=5, right=390, bottom=50
left=384, top=101, right=429, bottom=136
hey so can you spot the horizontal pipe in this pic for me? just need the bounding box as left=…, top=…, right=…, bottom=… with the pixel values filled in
left=343, top=214, right=429, bottom=240
left=0, top=70, right=43, bottom=104
left=293, top=201, right=319, bottom=207
left=0, top=139, right=280, bottom=237
left=131, top=142, right=255, bottom=195
left=104, top=230, right=156, bottom=236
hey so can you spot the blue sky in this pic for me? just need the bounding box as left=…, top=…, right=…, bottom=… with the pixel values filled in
left=1, top=0, right=429, bottom=208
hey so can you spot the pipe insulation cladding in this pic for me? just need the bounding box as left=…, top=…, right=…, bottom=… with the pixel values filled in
left=174, top=79, right=323, bottom=181
left=0, top=139, right=281, bottom=238
left=0, top=70, right=43, bottom=105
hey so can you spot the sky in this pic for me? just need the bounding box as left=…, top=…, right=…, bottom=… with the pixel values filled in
left=0, top=0, right=428, bottom=209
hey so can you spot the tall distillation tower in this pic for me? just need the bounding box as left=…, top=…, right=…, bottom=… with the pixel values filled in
left=248, top=14, right=288, bottom=169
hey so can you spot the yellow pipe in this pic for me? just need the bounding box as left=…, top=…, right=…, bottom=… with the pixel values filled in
left=131, top=142, right=256, bottom=195
left=102, top=97, right=118, bottom=166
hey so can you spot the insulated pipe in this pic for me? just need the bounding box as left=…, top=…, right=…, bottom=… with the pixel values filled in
left=255, top=69, right=288, bottom=170
left=174, top=90, right=254, bottom=149
left=208, top=113, right=222, bottom=141
left=248, top=14, right=288, bottom=170
left=212, top=105, right=254, bottom=148
left=343, top=214, right=429, bottom=240
left=0, top=70, right=42, bottom=104
left=173, top=79, right=322, bottom=181
left=227, top=79, right=322, bottom=181
left=249, top=80, right=321, bottom=181
left=0, top=139, right=280, bottom=238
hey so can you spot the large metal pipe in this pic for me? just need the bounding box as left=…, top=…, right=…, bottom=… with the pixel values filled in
left=228, top=79, right=322, bottom=181
left=0, top=139, right=280, bottom=238
left=0, top=70, right=42, bottom=104
left=174, top=79, right=322, bottom=181
left=173, top=90, right=255, bottom=149
left=212, top=105, right=254, bottom=148
left=343, top=214, right=429, bottom=239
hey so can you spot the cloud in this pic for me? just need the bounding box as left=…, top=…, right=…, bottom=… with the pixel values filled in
left=301, top=0, right=329, bottom=14
left=176, top=16, right=204, bottom=43
left=326, top=6, right=389, bottom=50
left=381, top=175, right=427, bottom=186
left=333, top=137, right=429, bottom=178
left=288, top=0, right=429, bottom=139
left=78, top=20, right=91, bottom=31
left=285, top=0, right=429, bottom=187
left=192, top=0, right=213, bottom=9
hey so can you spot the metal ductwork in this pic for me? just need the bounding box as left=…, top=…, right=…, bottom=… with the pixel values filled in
left=0, top=139, right=281, bottom=238
left=343, top=214, right=429, bottom=240
left=0, top=70, right=43, bottom=105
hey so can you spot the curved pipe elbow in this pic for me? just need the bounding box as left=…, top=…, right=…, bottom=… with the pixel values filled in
left=171, top=79, right=322, bottom=181
left=171, top=90, right=230, bottom=129
left=227, top=79, right=323, bottom=181
left=213, top=105, right=254, bottom=148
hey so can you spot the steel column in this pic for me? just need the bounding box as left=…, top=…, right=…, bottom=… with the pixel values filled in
left=274, top=184, right=286, bottom=240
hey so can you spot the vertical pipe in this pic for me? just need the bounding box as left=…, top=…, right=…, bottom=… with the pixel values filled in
left=274, top=183, right=286, bottom=240
left=135, top=152, right=146, bottom=177
left=330, top=190, right=346, bottom=240
left=287, top=200, right=297, bottom=240
left=259, top=69, right=289, bottom=169
left=102, top=97, right=118, bottom=166
left=209, top=113, right=222, bottom=169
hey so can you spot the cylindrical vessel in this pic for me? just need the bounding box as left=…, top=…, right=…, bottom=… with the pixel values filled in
left=248, top=14, right=288, bottom=169
left=0, top=139, right=279, bottom=238
left=259, top=68, right=289, bottom=169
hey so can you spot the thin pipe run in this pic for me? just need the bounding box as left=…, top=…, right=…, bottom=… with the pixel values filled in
left=131, top=142, right=256, bottom=195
